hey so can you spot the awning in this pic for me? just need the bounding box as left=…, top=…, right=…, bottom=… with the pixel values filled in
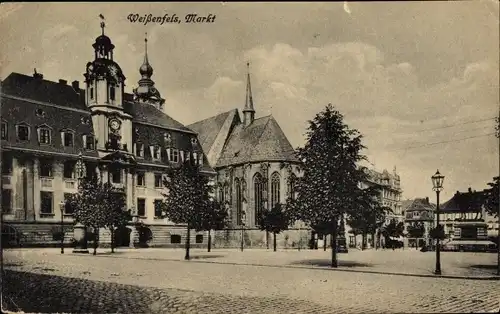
left=447, top=240, right=497, bottom=246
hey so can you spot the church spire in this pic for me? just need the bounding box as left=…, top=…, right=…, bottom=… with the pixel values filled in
left=242, top=62, right=255, bottom=127
left=133, top=32, right=165, bottom=110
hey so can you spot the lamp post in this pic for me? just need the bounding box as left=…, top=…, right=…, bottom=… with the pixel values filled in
left=431, top=169, right=444, bottom=275
left=60, top=201, right=65, bottom=254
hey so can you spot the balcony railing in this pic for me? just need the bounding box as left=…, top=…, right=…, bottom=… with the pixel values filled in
left=64, top=179, right=76, bottom=190
left=40, top=177, right=53, bottom=188
left=2, top=175, right=11, bottom=186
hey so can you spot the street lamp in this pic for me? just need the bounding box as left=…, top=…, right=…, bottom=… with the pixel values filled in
left=431, top=169, right=445, bottom=275
left=60, top=201, right=65, bottom=254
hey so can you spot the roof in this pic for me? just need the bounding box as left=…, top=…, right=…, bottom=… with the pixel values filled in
left=403, top=198, right=436, bottom=212
left=215, top=115, right=299, bottom=168
left=187, top=109, right=236, bottom=154
left=122, top=93, right=193, bottom=133
left=441, top=190, right=486, bottom=213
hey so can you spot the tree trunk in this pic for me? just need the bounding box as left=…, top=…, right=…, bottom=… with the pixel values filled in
left=371, top=232, right=376, bottom=250
left=361, top=233, right=366, bottom=250
left=207, top=230, right=212, bottom=252
left=185, top=226, right=191, bottom=260
left=273, top=232, right=277, bottom=252
left=266, top=231, right=269, bottom=249
left=323, top=235, right=327, bottom=251
left=93, top=227, right=98, bottom=255
left=110, top=228, right=115, bottom=253
left=331, top=221, right=338, bottom=268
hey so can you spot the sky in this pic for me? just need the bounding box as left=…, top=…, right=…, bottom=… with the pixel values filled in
left=1, top=1, right=499, bottom=201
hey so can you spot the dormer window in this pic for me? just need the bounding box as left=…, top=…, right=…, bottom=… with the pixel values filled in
left=191, top=137, right=197, bottom=146
left=136, top=143, right=144, bottom=158
left=170, top=149, right=179, bottom=163
left=16, top=124, right=30, bottom=142
left=83, top=134, right=95, bottom=150
left=61, top=131, right=74, bottom=147
left=150, top=145, right=161, bottom=161
left=38, top=126, right=51, bottom=145
left=1, top=122, right=7, bottom=140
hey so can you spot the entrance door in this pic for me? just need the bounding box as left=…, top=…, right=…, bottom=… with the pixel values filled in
left=115, top=227, right=131, bottom=247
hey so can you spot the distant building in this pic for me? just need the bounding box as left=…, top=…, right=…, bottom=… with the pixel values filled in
left=345, top=167, right=404, bottom=249
left=403, top=197, right=435, bottom=248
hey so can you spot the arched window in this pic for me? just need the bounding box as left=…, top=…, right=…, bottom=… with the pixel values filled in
left=271, top=172, right=280, bottom=208
left=254, top=173, right=264, bottom=224
left=224, top=183, right=229, bottom=204
left=235, top=178, right=242, bottom=225
left=288, top=173, right=297, bottom=201
left=218, top=183, right=224, bottom=203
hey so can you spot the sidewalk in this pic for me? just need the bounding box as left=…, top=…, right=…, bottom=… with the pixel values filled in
left=9, top=247, right=500, bottom=280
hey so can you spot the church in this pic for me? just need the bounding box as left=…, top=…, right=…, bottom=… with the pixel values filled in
left=1, top=21, right=302, bottom=249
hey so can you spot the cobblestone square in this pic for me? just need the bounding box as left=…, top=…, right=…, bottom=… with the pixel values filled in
left=3, top=248, right=500, bottom=313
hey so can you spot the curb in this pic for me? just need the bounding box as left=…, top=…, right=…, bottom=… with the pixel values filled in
left=78, top=254, right=500, bottom=281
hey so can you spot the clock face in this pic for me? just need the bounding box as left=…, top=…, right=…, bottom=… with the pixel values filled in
left=109, top=119, right=121, bottom=131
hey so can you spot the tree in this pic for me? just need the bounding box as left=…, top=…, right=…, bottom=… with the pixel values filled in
left=195, top=199, right=227, bottom=252
left=407, top=221, right=425, bottom=238
left=105, top=201, right=131, bottom=253
left=156, top=157, right=212, bottom=260
left=484, top=176, right=499, bottom=218
left=259, top=203, right=290, bottom=252
left=380, top=219, right=405, bottom=249
left=346, top=186, right=389, bottom=250
left=69, top=176, right=126, bottom=255
left=292, top=104, right=367, bottom=267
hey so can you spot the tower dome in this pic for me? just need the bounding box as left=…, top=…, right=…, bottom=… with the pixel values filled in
left=139, top=37, right=153, bottom=78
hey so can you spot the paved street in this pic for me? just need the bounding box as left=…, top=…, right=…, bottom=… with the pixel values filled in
left=3, top=248, right=500, bottom=313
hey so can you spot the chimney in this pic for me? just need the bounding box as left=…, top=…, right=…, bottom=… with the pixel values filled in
left=72, top=80, right=79, bottom=91
left=33, top=68, right=43, bottom=79
left=425, top=197, right=429, bottom=203
left=59, top=79, right=67, bottom=85
left=468, top=187, right=472, bottom=193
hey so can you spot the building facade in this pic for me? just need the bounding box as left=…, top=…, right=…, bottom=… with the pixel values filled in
left=345, top=167, right=404, bottom=249
left=1, top=22, right=215, bottom=248
left=403, top=197, right=435, bottom=248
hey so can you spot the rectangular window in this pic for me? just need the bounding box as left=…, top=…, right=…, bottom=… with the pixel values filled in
left=40, top=191, right=53, bottom=214
left=195, top=235, right=203, bottom=244
left=170, top=235, right=181, bottom=244
left=85, top=135, right=95, bottom=150
left=63, top=161, right=75, bottom=179
left=63, top=132, right=74, bottom=147
left=151, top=146, right=161, bottom=161
left=2, top=189, right=12, bottom=213
left=17, top=125, right=30, bottom=141
left=136, top=143, right=144, bottom=157
left=154, top=199, right=162, bottom=218
left=137, top=198, right=146, bottom=217
left=39, top=128, right=51, bottom=144
left=111, top=168, right=121, bottom=184
left=171, top=149, right=179, bottom=163
left=90, top=87, right=94, bottom=99
left=154, top=173, right=162, bottom=188
left=64, top=193, right=74, bottom=215
left=110, top=85, right=116, bottom=101
left=39, top=159, right=53, bottom=177
left=1, top=122, right=7, bottom=140
left=137, top=172, right=145, bottom=186
left=2, top=154, right=13, bottom=175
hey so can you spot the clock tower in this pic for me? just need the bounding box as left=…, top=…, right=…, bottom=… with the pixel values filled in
left=84, top=20, right=133, bottom=154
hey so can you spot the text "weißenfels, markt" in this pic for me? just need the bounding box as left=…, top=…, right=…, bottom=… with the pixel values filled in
left=127, top=13, right=216, bottom=25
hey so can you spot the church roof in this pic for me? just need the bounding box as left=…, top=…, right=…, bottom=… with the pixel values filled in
left=215, top=114, right=299, bottom=168
left=187, top=109, right=237, bottom=154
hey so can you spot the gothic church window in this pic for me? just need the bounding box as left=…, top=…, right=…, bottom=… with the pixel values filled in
left=254, top=173, right=264, bottom=224
left=271, top=172, right=280, bottom=207
left=288, top=173, right=297, bottom=201
left=235, top=178, right=242, bottom=225
left=218, top=183, right=224, bottom=203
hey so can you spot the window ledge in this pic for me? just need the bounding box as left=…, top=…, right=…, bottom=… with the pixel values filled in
left=40, top=213, right=55, bottom=218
